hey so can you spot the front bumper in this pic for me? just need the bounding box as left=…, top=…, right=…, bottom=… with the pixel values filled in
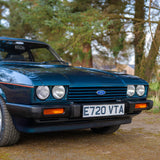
left=6, top=100, right=153, bottom=133
left=7, top=100, right=153, bottom=119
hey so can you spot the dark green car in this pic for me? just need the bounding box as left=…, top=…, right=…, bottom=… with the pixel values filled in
left=0, top=37, right=153, bottom=146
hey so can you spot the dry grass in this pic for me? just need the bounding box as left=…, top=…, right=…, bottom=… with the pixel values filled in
left=0, top=112, right=160, bottom=160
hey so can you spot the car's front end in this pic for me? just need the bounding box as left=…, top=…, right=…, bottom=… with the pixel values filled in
left=4, top=66, right=152, bottom=133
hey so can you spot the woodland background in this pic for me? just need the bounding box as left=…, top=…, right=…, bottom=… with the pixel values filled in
left=0, top=0, right=160, bottom=109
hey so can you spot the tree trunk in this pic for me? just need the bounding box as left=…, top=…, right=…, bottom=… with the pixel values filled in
left=144, top=21, right=160, bottom=81
left=73, top=42, right=92, bottom=68
left=134, top=0, right=145, bottom=77
left=82, top=42, right=92, bottom=68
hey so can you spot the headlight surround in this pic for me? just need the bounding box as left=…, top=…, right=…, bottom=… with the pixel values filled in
left=127, top=85, right=135, bottom=97
left=36, top=86, right=50, bottom=100
left=136, top=85, right=145, bottom=96
left=52, top=86, right=65, bottom=99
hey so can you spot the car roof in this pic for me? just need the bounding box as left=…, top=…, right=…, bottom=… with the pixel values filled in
left=0, top=37, right=47, bottom=45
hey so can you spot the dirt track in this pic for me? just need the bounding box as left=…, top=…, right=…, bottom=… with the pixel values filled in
left=0, top=112, right=160, bottom=160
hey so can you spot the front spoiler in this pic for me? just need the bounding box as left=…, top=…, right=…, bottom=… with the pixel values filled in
left=13, top=116, right=132, bottom=133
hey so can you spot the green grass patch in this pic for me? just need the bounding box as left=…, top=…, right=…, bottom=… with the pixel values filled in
left=149, top=97, right=160, bottom=113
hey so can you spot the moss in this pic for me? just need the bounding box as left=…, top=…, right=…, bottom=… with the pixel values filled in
left=0, top=153, right=12, bottom=160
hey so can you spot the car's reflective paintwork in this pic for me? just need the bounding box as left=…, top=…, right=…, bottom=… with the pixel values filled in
left=1, top=63, right=146, bottom=86
left=0, top=62, right=148, bottom=103
left=0, top=62, right=148, bottom=87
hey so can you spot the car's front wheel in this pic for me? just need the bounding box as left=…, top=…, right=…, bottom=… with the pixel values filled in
left=91, top=125, right=120, bottom=134
left=0, top=97, right=20, bottom=146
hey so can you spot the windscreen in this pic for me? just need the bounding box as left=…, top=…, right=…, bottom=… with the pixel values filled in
left=0, top=40, right=60, bottom=63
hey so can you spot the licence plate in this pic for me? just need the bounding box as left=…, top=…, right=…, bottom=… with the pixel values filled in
left=83, top=104, right=125, bottom=118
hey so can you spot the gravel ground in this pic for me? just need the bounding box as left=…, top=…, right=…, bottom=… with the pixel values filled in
left=0, top=112, right=160, bottom=160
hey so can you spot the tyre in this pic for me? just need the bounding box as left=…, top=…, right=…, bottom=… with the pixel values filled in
left=91, top=125, right=120, bottom=134
left=0, top=97, right=20, bottom=146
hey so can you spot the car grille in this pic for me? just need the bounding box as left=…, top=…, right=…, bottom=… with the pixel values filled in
left=68, top=87, right=127, bottom=102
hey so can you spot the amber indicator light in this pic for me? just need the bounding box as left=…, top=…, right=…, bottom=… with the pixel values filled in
left=135, top=103, right=147, bottom=109
left=43, top=108, right=64, bottom=115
